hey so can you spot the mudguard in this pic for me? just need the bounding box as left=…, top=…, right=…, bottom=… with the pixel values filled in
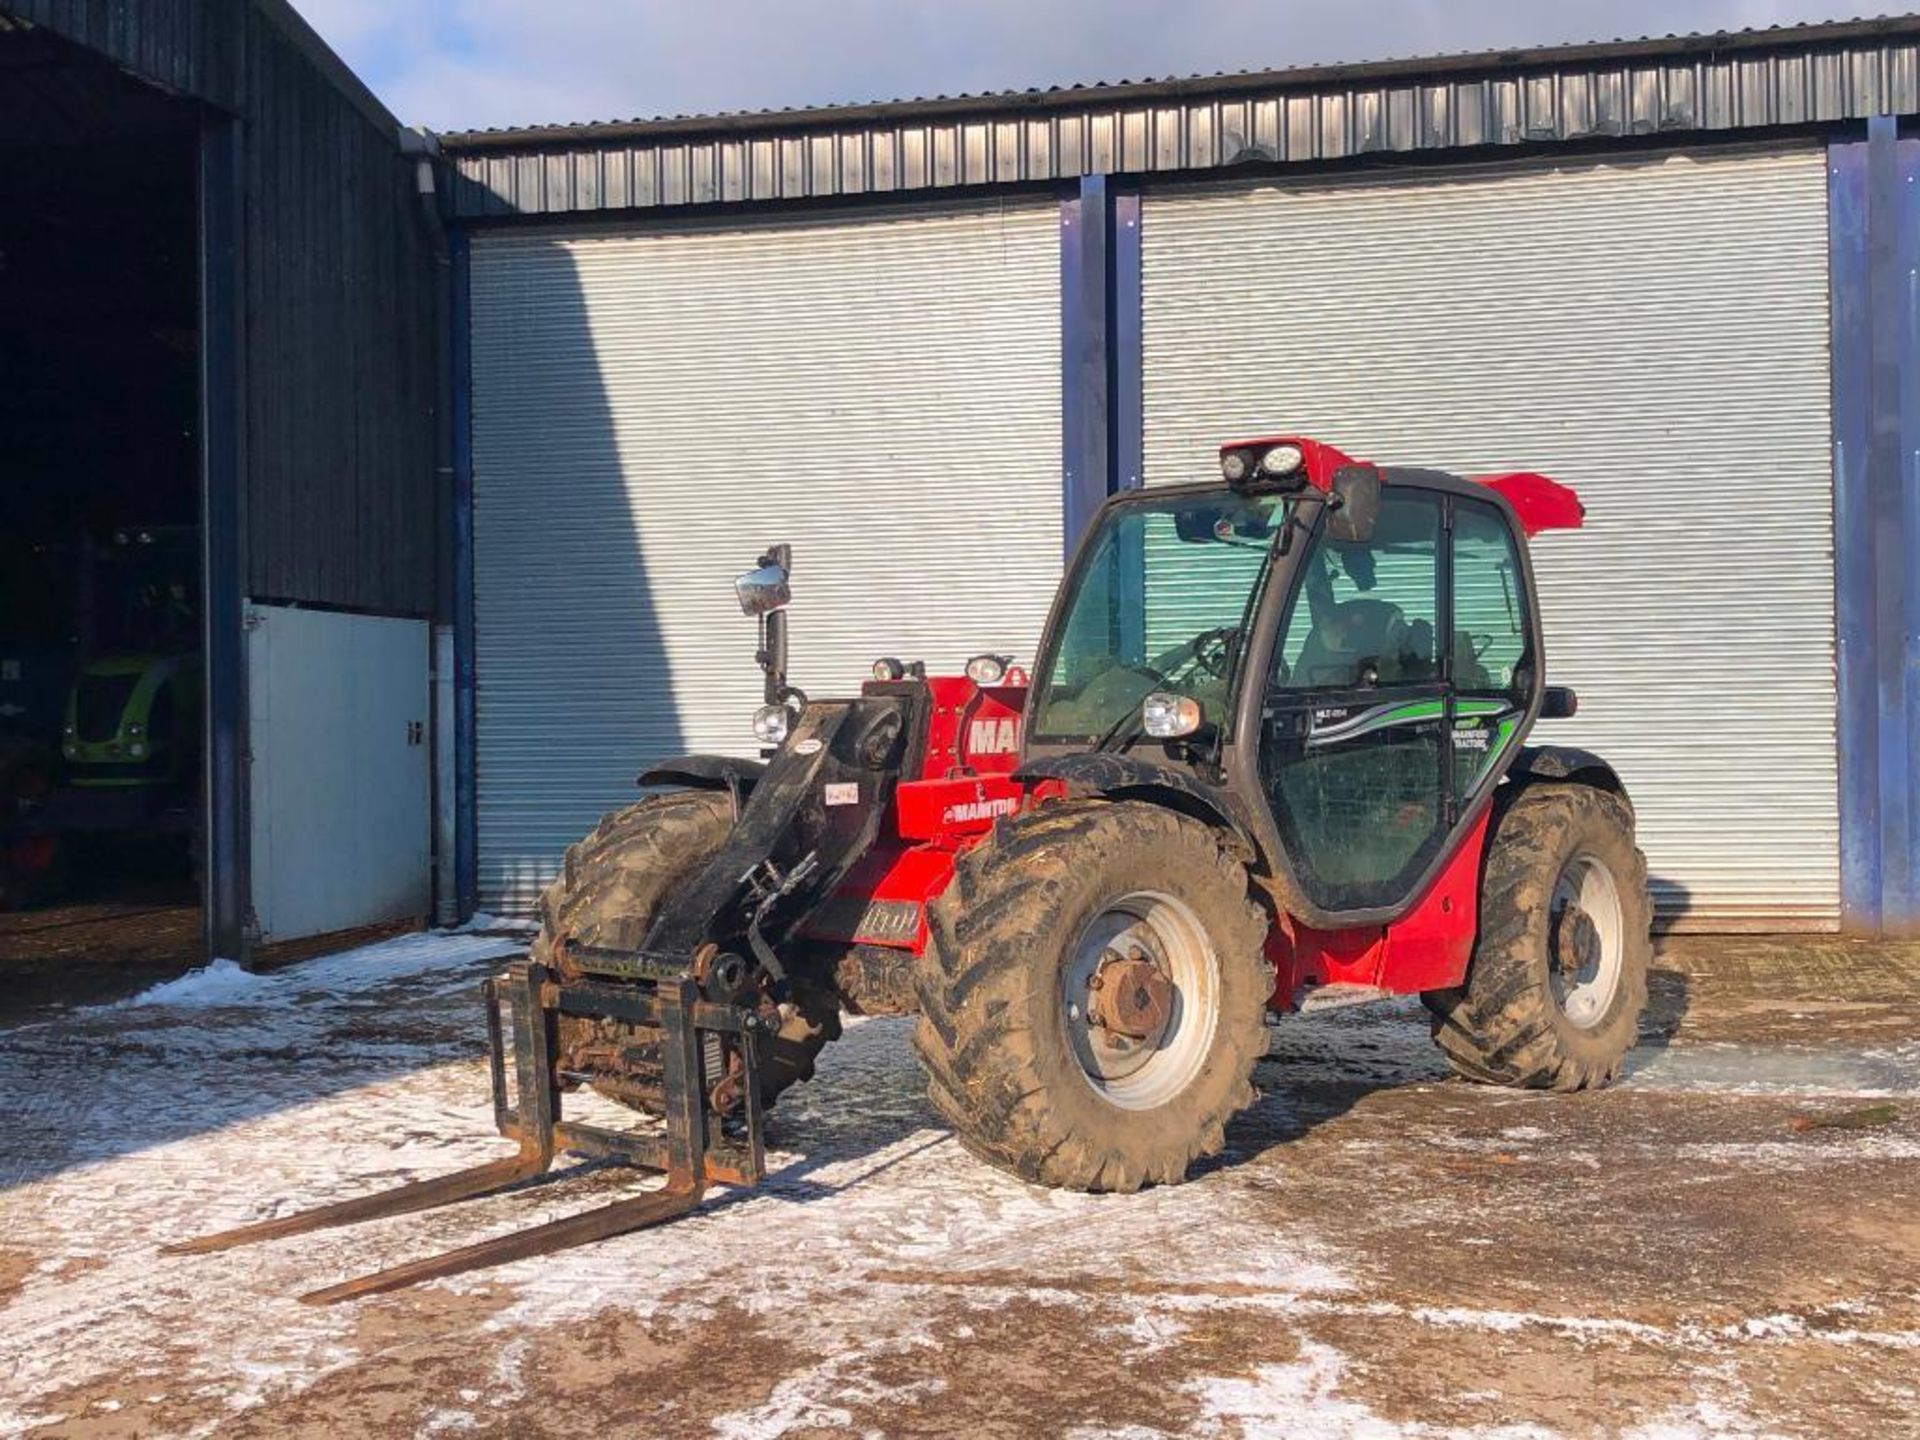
left=1508, top=746, right=1630, bottom=813
left=1014, top=752, right=1260, bottom=856
left=637, top=754, right=767, bottom=792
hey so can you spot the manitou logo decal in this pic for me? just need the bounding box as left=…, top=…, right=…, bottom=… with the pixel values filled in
left=943, top=795, right=1021, bottom=825
left=966, top=717, right=1020, bottom=756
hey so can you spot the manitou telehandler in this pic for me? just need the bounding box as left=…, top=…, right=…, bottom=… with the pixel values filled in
left=175, top=434, right=1650, bottom=1300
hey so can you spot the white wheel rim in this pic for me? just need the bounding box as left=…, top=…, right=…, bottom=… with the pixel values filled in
left=1060, top=890, right=1220, bottom=1111
left=1550, top=852, right=1625, bottom=1030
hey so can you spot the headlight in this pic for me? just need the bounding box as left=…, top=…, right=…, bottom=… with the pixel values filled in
left=965, top=654, right=1009, bottom=686
left=871, top=657, right=905, bottom=682
left=1142, top=692, right=1203, bottom=739
left=1220, top=448, right=1255, bottom=483
left=127, top=723, right=144, bottom=738
left=751, top=704, right=791, bottom=746
left=1259, top=444, right=1304, bottom=478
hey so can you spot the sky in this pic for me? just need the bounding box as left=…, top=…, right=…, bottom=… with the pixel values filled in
left=291, top=1, right=1888, bottom=134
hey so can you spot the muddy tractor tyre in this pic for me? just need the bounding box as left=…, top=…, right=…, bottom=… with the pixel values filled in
left=1426, top=782, right=1651, bottom=1090
left=531, top=789, right=841, bottom=1113
left=913, top=800, right=1272, bottom=1193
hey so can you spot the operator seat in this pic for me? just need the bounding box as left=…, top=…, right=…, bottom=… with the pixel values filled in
left=1294, top=598, right=1410, bottom=686
left=1451, top=629, right=1494, bottom=691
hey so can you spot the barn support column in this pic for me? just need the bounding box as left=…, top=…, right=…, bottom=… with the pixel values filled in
left=450, top=228, right=479, bottom=922
left=1060, top=176, right=1111, bottom=554
left=199, top=109, right=252, bottom=963
left=1061, top=176, right=1145, bottom=552
left=1830, top=116, right=1920, bottom=935
left=1112, top=185, right=1143, bottom=494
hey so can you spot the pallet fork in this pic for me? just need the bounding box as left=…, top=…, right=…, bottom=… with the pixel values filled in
left=167, top=960, right=767, bottom=1304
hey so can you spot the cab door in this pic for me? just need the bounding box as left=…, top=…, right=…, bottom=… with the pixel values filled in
left=1255, top=486, right=1536, bottom=918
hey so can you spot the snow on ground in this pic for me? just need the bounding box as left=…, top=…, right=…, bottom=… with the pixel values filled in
left=0, top=931, right=1351, bottom=1434
left=114, top=958, right=263, bottom=1008
left=1, top=934, right=1917, bottom=1436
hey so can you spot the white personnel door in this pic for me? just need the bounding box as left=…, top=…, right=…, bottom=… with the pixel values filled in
left=247, top=605, right=430, bottom=944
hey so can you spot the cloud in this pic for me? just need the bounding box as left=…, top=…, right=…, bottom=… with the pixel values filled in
left=292, top=0, right=1885, bottom=133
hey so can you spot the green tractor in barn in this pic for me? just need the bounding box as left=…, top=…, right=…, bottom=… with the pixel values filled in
left=0, top=526, right=201, bottom=907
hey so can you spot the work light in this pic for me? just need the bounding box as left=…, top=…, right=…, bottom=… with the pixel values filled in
left=1220, top=448, right=1254, bottom=483
left=1141, top=691, right=1203, bottom=739
left=751, top=704, right=791, bottom=746
left=1259, top=444, right=1304, bottom=478
left=965, top=654, right=1010, bottom=685
left=871, top=657, right=905, bottom=682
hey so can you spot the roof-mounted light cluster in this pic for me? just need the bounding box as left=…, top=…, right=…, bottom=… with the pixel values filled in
left=965, top=653, right=1012, bottom=686
left=1219, top=441, right=1306, bottom=491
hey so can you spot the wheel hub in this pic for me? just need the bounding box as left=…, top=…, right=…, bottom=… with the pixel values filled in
left=1548, top=853, right=1627, bottom=1031
left=1088, top=951, right=1174, bottom=1041
left=1061, top=891, right=1222, bottom=1111
left=1553, top=904, right=1600, bottom=978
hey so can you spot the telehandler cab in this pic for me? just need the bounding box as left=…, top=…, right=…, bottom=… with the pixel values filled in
left=174, top=434, right=1649, bottom=1300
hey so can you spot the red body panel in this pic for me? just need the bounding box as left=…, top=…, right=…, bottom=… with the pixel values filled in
left=803, top=673, right=1045, bottom=954
left=1471, top=472, right=1585, bottom=536
left=1219, top=435, right=1584, bottom=540
left=914, top=676, right=1026, bottom=781
left=1265, top=808, right=1490, bottom=1009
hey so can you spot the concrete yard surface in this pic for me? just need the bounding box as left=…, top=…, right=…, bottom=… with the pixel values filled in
left=0, top=929, right=1915, bottom=1438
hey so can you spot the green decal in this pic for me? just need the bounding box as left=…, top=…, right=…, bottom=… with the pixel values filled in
left=1470, top=716, right=1522, bottom=787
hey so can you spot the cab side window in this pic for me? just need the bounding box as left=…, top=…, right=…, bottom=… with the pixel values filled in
left=1272, top=493, right=1441, bottom=690
left=1451, top=500, right=1529, bottom=694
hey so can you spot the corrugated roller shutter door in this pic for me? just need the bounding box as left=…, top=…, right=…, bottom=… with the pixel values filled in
left=1141, top=147, right=1837, bottom=926
left=472, top=201, right=1061, bottom=911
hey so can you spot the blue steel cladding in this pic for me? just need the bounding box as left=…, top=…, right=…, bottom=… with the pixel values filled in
left=1829, top=119, right=1920, bottom=935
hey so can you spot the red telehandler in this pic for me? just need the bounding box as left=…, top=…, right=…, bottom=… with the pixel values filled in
left=174, top=435, right=1649, bottom=1300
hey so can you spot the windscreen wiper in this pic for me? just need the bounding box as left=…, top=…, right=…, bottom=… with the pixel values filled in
left=1092, top=702, right=1146, bottom=756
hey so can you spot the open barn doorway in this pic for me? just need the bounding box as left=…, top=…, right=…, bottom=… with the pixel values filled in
left=0, top=19, right=207, bottom=1013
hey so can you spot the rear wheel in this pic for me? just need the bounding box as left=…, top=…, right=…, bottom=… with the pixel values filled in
left=532, top=789, right=841, bottom=1114
left=1426, top=782, right=1651, bottom=1089
left=913, top=800, right=1271, bottom=1192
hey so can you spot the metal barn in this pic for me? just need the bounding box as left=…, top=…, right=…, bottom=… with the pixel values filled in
left=439, top=18, right=1920, bottom=935
left=0, top=0, right=440, bottom=966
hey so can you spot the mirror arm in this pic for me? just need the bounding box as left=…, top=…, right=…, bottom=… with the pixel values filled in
left=759, top=609, right=789, bottom=706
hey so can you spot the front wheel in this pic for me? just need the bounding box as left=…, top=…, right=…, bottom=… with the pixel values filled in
left=1426, top=782, right=1652, bottom=1089
left=912, top=801, right=1272, bottom=1192
left=532, top=790, right=841, bottom=1114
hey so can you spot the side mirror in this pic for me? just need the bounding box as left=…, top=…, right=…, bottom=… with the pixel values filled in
left=734, top=561, right=791, bottom=616
left=1540, top=686, right=1579, bottom=719
left=1326, top=464, right=1382, bottom=545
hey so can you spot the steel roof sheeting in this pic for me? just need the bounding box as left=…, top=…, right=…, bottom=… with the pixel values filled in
left=1, top=0, right=401, bottom=132
left=441, top=18, right=1920, bottom=218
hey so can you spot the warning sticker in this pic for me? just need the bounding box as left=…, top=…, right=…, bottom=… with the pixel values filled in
left=824, top=782, right=860, bottom=807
